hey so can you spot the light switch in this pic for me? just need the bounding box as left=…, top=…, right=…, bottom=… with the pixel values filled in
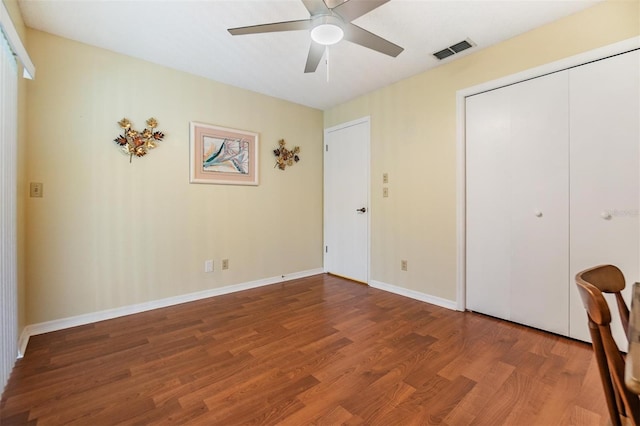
left=383, top=173, right=389, bottom=184
left=30, top=182, right=43, bottom=198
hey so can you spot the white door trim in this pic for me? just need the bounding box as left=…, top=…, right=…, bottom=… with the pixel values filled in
left=323, top=116, right=371, bottom=283
left=456, top=36, right=640, bottom=311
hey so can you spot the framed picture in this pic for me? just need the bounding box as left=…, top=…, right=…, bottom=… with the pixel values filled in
left=189, top=122, right=259, bottom=185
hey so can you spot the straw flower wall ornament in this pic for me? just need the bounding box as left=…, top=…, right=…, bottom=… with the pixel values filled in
left=273, top=139, right=300, bottom=170
left=114, top=117, right=165, bottom=163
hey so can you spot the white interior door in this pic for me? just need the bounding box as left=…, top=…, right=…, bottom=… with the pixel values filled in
left=569, top=50, right=640, bottom=346
left=466, top=72, right=570, bottom=335
left=508, top=72, right=569, bottom=335
left=466, top=88, right=512, bottom=319
left=324, top=117, right=370, bottom=283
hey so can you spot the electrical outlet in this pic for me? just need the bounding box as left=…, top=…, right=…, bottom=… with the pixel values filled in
left=401, top=260, right=408, bottom=271
left=383, top=187, right=389, bottom=198
left=204, top=260, right=213, bottom=273
left=222, top=259, right=229, bottom=270
left=383, top=173, right=389, bottom=184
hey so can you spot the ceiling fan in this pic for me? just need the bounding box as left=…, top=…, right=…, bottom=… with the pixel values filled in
left=227, top=0, right=404, bottom=73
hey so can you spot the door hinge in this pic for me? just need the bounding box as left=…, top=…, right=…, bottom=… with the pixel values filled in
left=325, top=145, right=328, bottom=152
left=325, top=246, right=328, bottom=253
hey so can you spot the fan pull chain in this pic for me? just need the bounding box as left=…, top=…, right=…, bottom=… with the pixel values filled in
left=326, top=46, right=330, bottom=83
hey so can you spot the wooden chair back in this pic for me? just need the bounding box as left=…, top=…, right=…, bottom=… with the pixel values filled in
left=576, top=271, right=640, bottom=426
left=579, top=264, right=630, bottom=336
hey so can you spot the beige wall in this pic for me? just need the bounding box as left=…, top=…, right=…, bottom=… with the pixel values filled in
left=324, top=0, right=640, bottom=302
left=3, top=0, right=28, bottom=335
left=25, top=29, right=324, bottom=324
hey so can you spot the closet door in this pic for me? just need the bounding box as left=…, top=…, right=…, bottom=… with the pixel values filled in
left=569, top=50, right=640, bottom=345
left=508, top=73, right=569, bottom=335
left=466, top=87, right=512, bottom=320
left=466, top=72, right=570, bottom=334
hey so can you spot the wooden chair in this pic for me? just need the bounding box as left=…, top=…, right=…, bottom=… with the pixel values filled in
left=576, top=269, right=640, bottom=426
left=578, top=264, right=630, bottom=336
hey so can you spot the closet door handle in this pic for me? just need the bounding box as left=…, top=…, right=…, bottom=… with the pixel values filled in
left=356, top=207, right=367, bottom=213
left=601, top=211, right=612, bottom=220
left=534, top=210, right=543, bottom=218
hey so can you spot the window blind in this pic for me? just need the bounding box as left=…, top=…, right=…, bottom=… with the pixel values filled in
left=0, top=28, right=18, bottom=397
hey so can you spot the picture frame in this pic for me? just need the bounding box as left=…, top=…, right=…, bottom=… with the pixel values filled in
left=189, top=122, right=259, bottom=185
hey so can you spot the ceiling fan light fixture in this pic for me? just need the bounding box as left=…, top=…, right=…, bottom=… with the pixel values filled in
left=310, top=15, right=343, bottom=45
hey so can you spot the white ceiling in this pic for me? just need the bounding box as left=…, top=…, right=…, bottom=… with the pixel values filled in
left=18, top=0, right=601, bottom=110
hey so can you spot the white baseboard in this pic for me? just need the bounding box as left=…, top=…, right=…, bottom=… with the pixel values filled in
left=369, top=280, right=457, bottom=311
left=17, top=268, right=324, bottom=357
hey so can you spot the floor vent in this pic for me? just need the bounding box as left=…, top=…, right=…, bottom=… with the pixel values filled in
left=433, top=39, right=475, bottom=60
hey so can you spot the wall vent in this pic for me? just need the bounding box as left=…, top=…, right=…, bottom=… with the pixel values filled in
left=433, top=39, right=475, bottom=60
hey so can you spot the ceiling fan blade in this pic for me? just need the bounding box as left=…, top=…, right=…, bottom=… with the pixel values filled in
left=304, top=41, right=326, bottom=73
left=332, top=0, right=390, bottom=22
left=343, top=23, right=403, bottom=57
left=228, top=19, right=311, bottom=36
left=301, top=0, right=330, bottom=16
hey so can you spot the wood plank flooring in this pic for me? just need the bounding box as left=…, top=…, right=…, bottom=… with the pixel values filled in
left=0, top=274, right=610, bottom=425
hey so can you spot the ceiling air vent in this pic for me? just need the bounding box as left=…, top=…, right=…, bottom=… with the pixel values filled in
left=433, top=39, right=475, bottom=61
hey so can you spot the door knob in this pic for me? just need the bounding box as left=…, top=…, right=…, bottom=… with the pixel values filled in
left=601, top=211, right=612, bottom=220
left=356, top=207, right=367, bottom=213
left=534, top=210, right=543, bottom=218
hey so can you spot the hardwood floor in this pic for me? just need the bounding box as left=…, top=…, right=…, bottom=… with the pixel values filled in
left=1, top=274, right=610, bottom=425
